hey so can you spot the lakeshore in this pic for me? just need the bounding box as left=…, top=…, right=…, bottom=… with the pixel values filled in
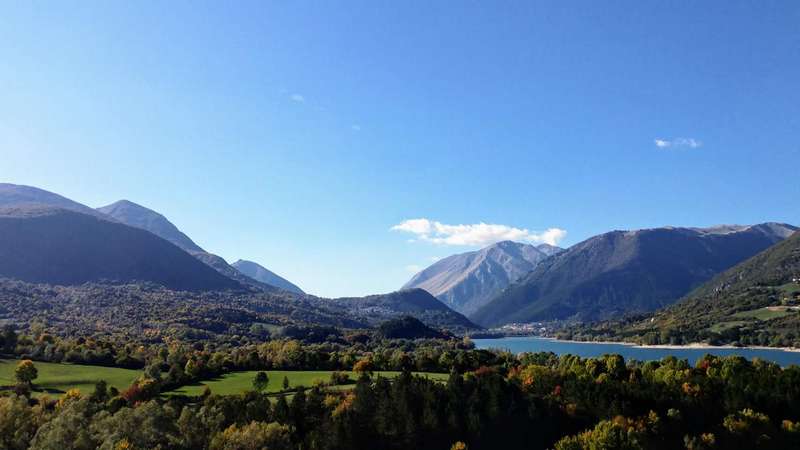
left=472, top=335, right=800, bottom=366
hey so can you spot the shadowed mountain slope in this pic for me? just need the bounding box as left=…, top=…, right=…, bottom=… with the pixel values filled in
left=0, top=207, right=241, bottom=291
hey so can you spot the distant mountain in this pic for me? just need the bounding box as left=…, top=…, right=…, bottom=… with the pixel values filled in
left=0, top=207, right=241, bottom=291
left=0, top=183, right=107, bottom=218
left=402, top=241, right=561, bottom=315
left=232, top=260, right=304, bottom=294
left=97, top=200, right=204, bottom=253
left=97, top=200, right=284, bottom=291
left=474, top=223, right=798, bottom=327
left=611, top=230, right=800, bottom=346
left=323, top=288, right=480, bottom=332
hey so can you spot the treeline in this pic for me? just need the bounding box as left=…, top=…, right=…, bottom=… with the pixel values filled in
left=4, top=343, right=800, bottom=448
left=1, top=324, right=492, bottom=392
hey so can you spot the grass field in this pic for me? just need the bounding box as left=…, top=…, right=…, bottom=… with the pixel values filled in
left=0, top=359, right=141, bottom=397
left=731, top=307, right=793, bottom=321
left=166, top=370, right=449, bottom=396
left=709, top=321, right=749, bottom=333
left=780, top=283, right=800, bottom=295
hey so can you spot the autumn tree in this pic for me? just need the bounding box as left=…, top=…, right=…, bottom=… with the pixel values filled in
left=14, top=360, right=37, bottom=387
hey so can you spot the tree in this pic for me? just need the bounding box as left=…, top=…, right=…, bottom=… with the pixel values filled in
left=282, top=375, right=290, bottom=391
left=209, top=421, right=291, bottom=450
left=1, top=325, right=17, bottom=354
left=253, top=371, right=269, bottom=393
left=353, top=358, right=374, bottom=375
left=14, top=360, right=37, bottom=387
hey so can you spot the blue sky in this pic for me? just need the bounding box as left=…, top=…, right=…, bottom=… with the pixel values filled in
left=1, top=1, right=798, bottom=297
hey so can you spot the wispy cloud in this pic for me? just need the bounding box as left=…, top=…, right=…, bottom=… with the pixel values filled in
left=405, top=264, right=423, bottom=274
left=654, top=137, right=702, bottom=149
left=290, top=94, right=305, bottom=103
left=391, top=218, right=567, bottom=247
left=351, top=124, right=361, bottom=132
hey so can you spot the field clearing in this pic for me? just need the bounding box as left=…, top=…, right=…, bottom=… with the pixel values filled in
left=731, top=307, right=793, bottom=321
left=166, top=370, right=449, bottom=396
left=780, top=283, right=800, bottom=295
left=0, top=359, right=141, bottom=397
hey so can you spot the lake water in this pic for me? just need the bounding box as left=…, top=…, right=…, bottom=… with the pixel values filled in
left=473, top=336, right=800, bottom=367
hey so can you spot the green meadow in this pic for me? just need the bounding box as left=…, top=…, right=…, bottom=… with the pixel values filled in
left=0, top=359, right=141, bottom=397
left=166, top=370, right=449, bottom=396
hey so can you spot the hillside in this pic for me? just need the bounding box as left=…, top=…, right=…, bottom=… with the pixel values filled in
left=0, top=278, right=363, bottom=341
left=377, top=316, right=446, bottom=339
left=232, top=259, right=304, bottom=294
left=324, top=288, right=480, bottom=332
left=589, top=230, right=800, bottom=347
left=402, top=241, right=560, bottom=315
left=0, top=207, right=241, bottom=291
left=474, top=223, right=798, bottom=327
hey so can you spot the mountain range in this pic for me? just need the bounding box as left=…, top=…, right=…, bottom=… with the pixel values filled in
left=473, top=223, right=798, bottom=326
left=402, top=241, right=561, bottom=315
left=0, top=183, right=477, bottom=333
left=3, top=182, right=798, bottom=339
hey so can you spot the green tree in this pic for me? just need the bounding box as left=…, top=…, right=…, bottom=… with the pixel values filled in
left=14, top=360, right=37, bottom=387
left=1, top=325, right=17, bottom=354
left=282, top=375, right=290, bottom=391
left=252, top=372, right=269, bottom=393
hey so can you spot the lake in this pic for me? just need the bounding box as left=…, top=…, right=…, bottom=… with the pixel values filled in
left=473, top=336, right=800, bottom=367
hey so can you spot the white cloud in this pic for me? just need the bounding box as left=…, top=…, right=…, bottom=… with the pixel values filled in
left=351, top=124, right=361, bottom=132
left=654, top=137, right=702, bottom=149
left=290, top=94, right=305, bottom=103
left=405, top=264, right=423, bottom=274
left=391, top=218, right=567, bottom=247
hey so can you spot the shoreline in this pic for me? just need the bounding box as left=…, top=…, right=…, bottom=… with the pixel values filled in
left=474, top=335, right=800, bottom=353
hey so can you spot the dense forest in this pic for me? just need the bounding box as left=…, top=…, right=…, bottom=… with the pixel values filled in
left=2, top=323, right=800, bottom=449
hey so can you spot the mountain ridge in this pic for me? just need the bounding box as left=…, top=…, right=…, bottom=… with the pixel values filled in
left=232, top=259, right=304, bottom=294
left=97, top=199, right=295, bottom=292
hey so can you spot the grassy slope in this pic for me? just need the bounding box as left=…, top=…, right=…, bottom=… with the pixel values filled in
left=167, top=370, right=450, bottom=396
left=0, top=359, right=141, bottom=396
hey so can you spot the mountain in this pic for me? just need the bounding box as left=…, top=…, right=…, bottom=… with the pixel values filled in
left=323, top=288, right=480, bottom=332
left=232, top=260, right=304, bottom=294
left=402, top=241, right=561, bottom=315
left=97, top=200, right=203, bottom=253
left=602, top=230, right=800, bottom=347
left=0, top=183, right=107, bottom=218
left=97, top=200, right=283, bottom=291
left=0, top=206, right=241, bottom=291
left=474, top=223, right=798, bottom=327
